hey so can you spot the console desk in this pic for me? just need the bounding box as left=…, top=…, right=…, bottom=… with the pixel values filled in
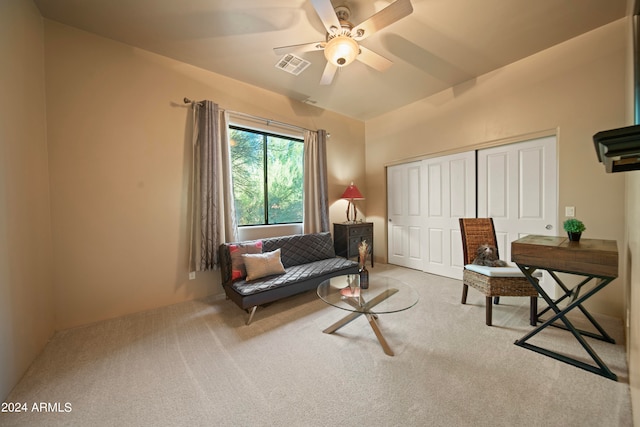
left=511, top=235, right=619, bottom=381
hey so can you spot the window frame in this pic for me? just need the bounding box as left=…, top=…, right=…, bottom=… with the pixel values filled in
left=228, top=124, right=304, bottom=227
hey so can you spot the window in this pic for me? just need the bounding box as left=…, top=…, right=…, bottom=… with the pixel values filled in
left=229, top=126, right=303, bottom=226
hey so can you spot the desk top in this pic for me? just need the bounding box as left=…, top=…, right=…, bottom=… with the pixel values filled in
left=511, top=235, right=618, bottom=278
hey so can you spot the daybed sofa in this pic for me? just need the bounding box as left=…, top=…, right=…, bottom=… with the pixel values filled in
left=219, top=232, right=360, bottom=324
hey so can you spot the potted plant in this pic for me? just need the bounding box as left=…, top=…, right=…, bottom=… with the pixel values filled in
left=563, top=218, right=586, bottom=242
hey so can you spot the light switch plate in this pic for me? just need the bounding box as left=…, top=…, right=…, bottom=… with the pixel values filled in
left=565, top=206, right=575, bottom=217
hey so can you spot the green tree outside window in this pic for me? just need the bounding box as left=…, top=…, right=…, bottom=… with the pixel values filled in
left=229, top=127, right=303, bottom=226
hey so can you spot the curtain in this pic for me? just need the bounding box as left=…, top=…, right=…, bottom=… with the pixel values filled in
left=189, top=101, right=238, bottom=272
left=303, top=129, right=330, bottom=233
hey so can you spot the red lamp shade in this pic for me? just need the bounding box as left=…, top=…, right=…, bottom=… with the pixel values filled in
left=340, top=182, right=364, bottom=223
left=340, top=182, right=364, bottom=200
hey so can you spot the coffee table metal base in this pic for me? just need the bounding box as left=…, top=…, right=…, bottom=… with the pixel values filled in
left=322, top=288, right=398, bottom=356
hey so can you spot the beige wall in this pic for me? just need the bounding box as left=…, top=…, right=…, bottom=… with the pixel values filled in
left=43, top=21, right=365, bottom=330
left=623, top=9, right=639, bottom=422
left=0, top=0, right=55, bottom=399
left=627, top=171, right=640, bottom=427
left=366, top=19, right=628, bottom=319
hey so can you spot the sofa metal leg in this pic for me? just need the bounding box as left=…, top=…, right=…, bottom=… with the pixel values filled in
left=246, top=306, right=257, bottom=325
left=461, top=284, right=469, bottom=304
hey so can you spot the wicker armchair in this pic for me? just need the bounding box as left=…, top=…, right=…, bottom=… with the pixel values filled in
left=459, top=218, right=538, bottom=326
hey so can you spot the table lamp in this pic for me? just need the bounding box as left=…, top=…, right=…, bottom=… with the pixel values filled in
left=340, top=182, right=364, bottom=223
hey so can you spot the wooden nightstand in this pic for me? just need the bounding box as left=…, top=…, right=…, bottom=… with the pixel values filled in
left=333, top=222, right=373, bottom=267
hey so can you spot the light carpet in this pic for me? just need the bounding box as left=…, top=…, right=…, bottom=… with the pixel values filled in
left=0, top=264, right=632, bottom=426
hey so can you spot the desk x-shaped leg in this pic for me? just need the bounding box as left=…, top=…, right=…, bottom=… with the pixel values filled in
left=537, top=271, right=615, bottom=343
left=514, top=265, right=617, bottom=381
left=323, top=288, right=399, bottom=356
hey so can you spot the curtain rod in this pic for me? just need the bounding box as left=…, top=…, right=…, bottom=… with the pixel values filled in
left=183, top=97, right=314, bottom=134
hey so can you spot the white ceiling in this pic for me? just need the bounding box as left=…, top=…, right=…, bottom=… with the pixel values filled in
left=34, top=0, right=628, bottom=120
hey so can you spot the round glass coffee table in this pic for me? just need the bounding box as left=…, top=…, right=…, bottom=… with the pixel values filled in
left=317, top=274, right=419, bottom=356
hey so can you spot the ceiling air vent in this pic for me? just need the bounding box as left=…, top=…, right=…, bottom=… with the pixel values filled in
left=275, top=54, right=311, bottom=76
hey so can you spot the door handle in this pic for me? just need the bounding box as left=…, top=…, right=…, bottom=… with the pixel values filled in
left=545, top=224, right=553, bottom=230
left=389, top=219, right=392, bottom=222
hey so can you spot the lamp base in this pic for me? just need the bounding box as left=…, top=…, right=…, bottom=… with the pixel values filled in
left=345, top=200, right=358, bottom=223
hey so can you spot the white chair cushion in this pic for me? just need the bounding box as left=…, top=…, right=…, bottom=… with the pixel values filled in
left=464, top=264, right=526, bottom=277
left=464, top=264, right=542, bottom=278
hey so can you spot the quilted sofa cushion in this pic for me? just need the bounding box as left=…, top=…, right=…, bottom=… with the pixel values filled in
left=231, top=257, right=356, bottom=296
left=261, top=232, right=336, bottom=268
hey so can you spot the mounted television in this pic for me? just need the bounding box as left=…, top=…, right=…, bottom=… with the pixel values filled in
left=593, top=9, right=640, bottom=173
left=593, top=124, right=640, bottom=173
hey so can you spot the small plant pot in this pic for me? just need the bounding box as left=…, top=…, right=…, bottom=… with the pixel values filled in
left=568, top=232, right=582, bottom=242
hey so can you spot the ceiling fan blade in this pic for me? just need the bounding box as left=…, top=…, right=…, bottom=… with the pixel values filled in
left=320, top=62, right=338, bottom=85
left=310, top=0, right=341, bottom=34
left=356, top=46, right=393, bottom=72
left=274, top=41, right=325, bottom=56
left=352, top=0, right=413, bottom=41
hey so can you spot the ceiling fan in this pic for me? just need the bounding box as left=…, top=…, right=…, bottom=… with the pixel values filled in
left=274, top=0, right=413, bottom=85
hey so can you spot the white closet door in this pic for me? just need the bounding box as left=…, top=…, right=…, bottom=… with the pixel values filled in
left=387, top=162, right=423, bottom=270
left=477, top=136, right=557, bottom=295
left=422, top=152, right=476, bottom=279
left=386, top=135, right=557, bottom=290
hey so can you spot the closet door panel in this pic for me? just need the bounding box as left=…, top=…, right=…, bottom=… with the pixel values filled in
left=478, top=136, right=557, bottom=296
left=422, top=151, right=476, bottom=279
left=387, top=162, right=423, bottom=270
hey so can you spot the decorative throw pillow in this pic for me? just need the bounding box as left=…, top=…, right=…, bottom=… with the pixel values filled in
left=229, top=240, right=263, bottom=281
left=242, top=249, right=286, bottom=281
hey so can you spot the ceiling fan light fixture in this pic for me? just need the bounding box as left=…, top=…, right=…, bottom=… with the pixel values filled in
left=324, top=35, right=359, bottom=67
